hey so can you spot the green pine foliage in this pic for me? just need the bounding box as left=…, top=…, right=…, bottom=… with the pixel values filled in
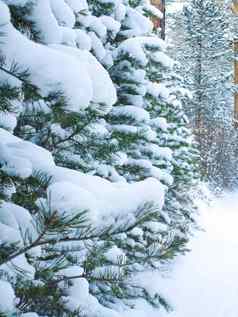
left=106, top=2, right=199, bottom=262
left=0, top=0, right=198, bottom=316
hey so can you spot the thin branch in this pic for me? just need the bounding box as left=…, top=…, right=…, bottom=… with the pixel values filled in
left=0, top=65, right=34, bottom=89
left=0, top=205, right=158, bottom=266
left=52, top=272, right=123, bottom=285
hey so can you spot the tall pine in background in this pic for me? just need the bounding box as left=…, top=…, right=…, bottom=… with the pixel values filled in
left=168, top=0, right=238, bottom=190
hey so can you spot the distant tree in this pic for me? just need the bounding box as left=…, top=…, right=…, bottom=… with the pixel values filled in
left=168, top=0, right=238, bottom=190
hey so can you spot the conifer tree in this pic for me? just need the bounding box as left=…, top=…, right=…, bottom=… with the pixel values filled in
left=0, top=0, right=198, bottom=316
left=168, top=0, right=238, bottom=189
left=0, top=1, right=166, bottom=315
left=106, top=0, right=199, bottom=246
left=82, top=0, right=199, bottom=305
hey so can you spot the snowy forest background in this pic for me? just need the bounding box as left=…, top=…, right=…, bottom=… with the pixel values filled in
left=0, top=0, right=237, bottom=316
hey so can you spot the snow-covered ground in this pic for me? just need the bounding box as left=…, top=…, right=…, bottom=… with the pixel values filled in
left=121, top=192, right=238, bottom=317
left=158, top=192, right=238, bottom=317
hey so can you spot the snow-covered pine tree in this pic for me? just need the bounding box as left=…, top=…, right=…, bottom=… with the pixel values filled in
left=75, top=0, right=199, bottom=309
left=107, top=0, right=198, bottom=236
left=0, top=1, right=167, bottom=316
left=7, top=0, right=123, bottom=182
left=169, top=0, right=238, bottom=189
left=0, top=0, right=198, bottom=316
left=77, top=0, right=199, bottom=308
left=107, top=36, right=198, bottom=269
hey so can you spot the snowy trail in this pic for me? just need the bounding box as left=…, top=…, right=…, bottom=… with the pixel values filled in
left=160, top=193, right=238, bottom=317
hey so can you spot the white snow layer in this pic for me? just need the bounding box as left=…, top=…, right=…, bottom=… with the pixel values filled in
left=0, top=280, right=15, bottom=313
left=0, top=1, right=116, bottom=112
left=161, top=194, right=238, bottom=317
left=0, top=128, right=165, bottom=227
left=116, top=36, right=167, bottom=66
left=51, top=45, right=117, bottom=108
left=65, top=0, right=89, bottom=12
left=121, top=7, right=153, bottom=37
left=0, top=128, right=55, bottom=178
left=121, top=193, right=238, bottom=317
left=50, top=167, right=165, bottom=225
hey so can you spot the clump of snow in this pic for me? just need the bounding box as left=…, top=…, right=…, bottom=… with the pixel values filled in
left=50, top=0, right=76, bottom=28
left=147, top=82, right=171, bottom=101
left=110, top=106, right=150, bottom=123
left=114, top=1, right=126, bottom=21
left=58, top=265, right=120, bottom=316
left=28, top=0, right=63, bottom=44
left=100, top=15, right=121, bottom=37
left=78, top=15, right=106, bottom=38
left=116, top=36, right=167, bottom=67
left=143, top=144, right=173, bottom=160
left=151, top=51, right=174, bottom=68
left=0, top=199, right=39, bottom=270
left=88, top=31, right=107, bottom=61
left=0, top=221, right=22, bottom=245
left=143, top=221, right=168, bottom=233
left=65, top=0, right=88, bottom=12
left=0, top=142, right=32, bottom=178
left=1, top=22, right=94, bottom=111
left=0, top=280, right=15, bottom=313
left=142, top=3, right=163, bottom=19
left=0, top=112, right=17, bottom=132
left=51, top=45, right=117, bottom=108
left=121, top=8, right=153, bottom=37
left=50, top=166, right=165, bottom=226
left=48, top=181, right=99, bottom=223
left=0, top=128, right=55, bottom=178
left=75, top=29, right=92, bottom=50
left=105, top=246, right=125, bottom=263
left=150, top=117, right=169, bottom=131
left=0, top=0, right=10, bottom=24
left=60, top=26, right=77, bottom=46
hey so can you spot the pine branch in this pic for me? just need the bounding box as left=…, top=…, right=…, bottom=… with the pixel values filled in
left=0, top=210, right=59, bottom=265
left=0, top=64, right=31, bottom=87
left=0, top=203, right=159, bottom=266
left=52, top=272, right=123, bottom=285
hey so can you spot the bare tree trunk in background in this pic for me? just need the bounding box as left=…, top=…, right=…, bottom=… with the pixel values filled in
left=231, top=1, right=238, bottom=125
left=160, top=0, right=166, bottom=40
left=234, top=39, right=238, bottom=126
left=150, top=0, right=165, bottom=39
